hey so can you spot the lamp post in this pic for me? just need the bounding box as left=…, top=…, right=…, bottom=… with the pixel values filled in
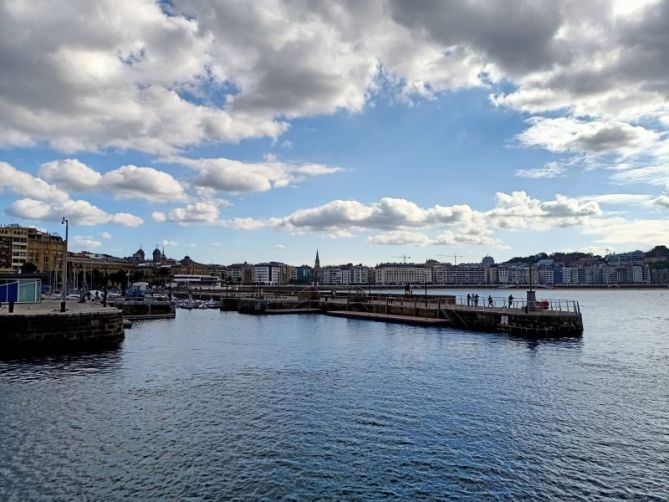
left=60, top=217, right=68, bottom=312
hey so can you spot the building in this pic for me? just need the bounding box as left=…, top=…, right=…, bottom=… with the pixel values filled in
left=0, top=225, right=66, bottom=275
left=172, top=274, right=221, bottom=287
left=0, top=225, right=29, bottom=273
left=280, top=264, right=296, bottom=285
left=296, top=265, right=313, bottom=284
left=26, top=227, right=65, bottom=275
left=132, top=247, right=146, bottom=262
left=254, top=262, right=283, bottom=285
left=227, top=263, right=255, bottom=284
left=374, top=263, right=432, bottom=285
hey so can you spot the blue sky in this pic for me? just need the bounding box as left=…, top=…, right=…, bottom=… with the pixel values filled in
left=1, top=0, right=668, bottom=266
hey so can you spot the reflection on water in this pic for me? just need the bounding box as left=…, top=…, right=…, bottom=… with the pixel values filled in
left=1, top=290, right=667, bottom=499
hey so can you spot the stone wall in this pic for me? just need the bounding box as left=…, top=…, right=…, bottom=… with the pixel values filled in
left=111, top=300, right=175, bottom=319
left=0, top=310, right=124, bottom=351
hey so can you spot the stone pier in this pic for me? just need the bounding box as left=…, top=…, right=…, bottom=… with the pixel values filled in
left=0, top=300, right=124, bottom=353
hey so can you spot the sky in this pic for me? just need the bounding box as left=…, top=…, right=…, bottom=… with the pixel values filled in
left=1, top=0, right=669, bottom=266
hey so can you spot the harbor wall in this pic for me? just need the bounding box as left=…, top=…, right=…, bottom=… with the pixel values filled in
left=111, top=299, right=176, bottom=319
left=0, top=309, right=124, bottom=352
left=441, top=308, right=583, bottom=336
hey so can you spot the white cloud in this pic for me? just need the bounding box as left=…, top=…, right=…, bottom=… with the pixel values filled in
left=369, top=231, right=433, bottom=246
left=72, top=235, right=102, bottom=250
left=39, top=160, right=187, bottom=202
left=0, top=0, right=285, bottom=154
left=6, top=198, right=143, bottom=227
left=223, top=217, right=270, bottom=230
left=515, top=161, right=567, bottom=179
left=583, top=217, right=669, bottom=246
left=653, top=195, right=669, bottom=208
left=156, top=202, right=221, bottom=224
left=517, top=117, right=662, bottom=156
left=110, top=213, right=144, bottom=227
left=101, top=165, right=187, bottom=202
left=273, top=244, right=286, bottom=250
left=39, top=159, right=102, bottom=191
left=578, top=193, right=654, bottom=205
left=0, top=162, right=69, bottom=203
left=0, top=0, right=668, bottom=166
left=488, top=191, right=602, bottom=230
left=179, top=156, right=345, bottom=193
left=611, top=165, right=669, bottom=191
left=101, top=232, right=112, bottom=239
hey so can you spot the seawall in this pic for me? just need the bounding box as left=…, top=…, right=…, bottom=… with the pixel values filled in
left=0, top=301, right=125, bottom=353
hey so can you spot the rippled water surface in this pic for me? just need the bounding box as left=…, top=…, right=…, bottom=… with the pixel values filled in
left=1, top=290, right=668, bottom=500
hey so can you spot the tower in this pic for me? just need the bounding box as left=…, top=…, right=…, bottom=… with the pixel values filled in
left=152, top=244, right=161, bottom=263
left=313, top=249, right=320, bottom=286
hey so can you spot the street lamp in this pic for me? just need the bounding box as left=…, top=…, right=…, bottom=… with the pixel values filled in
left=61, top=217, right=68, bottom=312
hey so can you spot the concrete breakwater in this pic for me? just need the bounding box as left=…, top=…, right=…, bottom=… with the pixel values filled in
left=110, top=298, right=176, bottom=320
left=221, top=293, right=584, bottom=337
left=0, top=301, right=124, bottom=353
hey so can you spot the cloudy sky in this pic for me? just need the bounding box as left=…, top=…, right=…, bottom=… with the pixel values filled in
left=1, top=0, right=669, bottom=265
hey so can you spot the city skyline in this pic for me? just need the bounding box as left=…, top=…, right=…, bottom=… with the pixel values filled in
left=1, top=1, right=669, bottom=265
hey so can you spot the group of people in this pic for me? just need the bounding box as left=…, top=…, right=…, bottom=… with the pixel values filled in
left=466, top=293, right=515, bottom=308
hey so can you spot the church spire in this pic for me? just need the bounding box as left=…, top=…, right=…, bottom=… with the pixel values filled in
left=313, top=250, right=320, bottom=286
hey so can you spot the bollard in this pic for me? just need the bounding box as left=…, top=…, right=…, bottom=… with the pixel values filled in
left=9, top=301, right=14, bottom=313
left=60, top=301, right=66, bottom=312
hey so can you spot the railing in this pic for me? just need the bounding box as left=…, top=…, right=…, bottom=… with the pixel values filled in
left=169, top=289, right=582, bottom=315
left=452, top=295, right=580, bottom=313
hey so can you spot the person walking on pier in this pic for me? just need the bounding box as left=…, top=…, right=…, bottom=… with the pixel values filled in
left=508, top=294, right=514, bottom=308
left=488, top=295, right=493, bottom=308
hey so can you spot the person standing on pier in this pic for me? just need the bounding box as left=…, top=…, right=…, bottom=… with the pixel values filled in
left=488, top=295, right=493, bottom=308
left=508, top=294, right=514, bottom=308
left=466, top=293, right=471, bottom=306
left=474, top=294, right=479, bottom=306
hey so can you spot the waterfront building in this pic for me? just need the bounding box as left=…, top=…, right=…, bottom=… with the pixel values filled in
left=538, top=266, right=555, bottom=285
left=132, top=247, right=146, bottom=262
left=26, top=228, right=65, bottom=275
left=485, top=265, right=500, bottom=284
left=0, top=234, right=14, bottom=272
left=606, top=251, right=645, bottom=266
left=374, top=263, right=432, bottom=285
left=254, top=262, right=283, bottom=285
left=0, top=225, right=29, bottom=273
left=227, top=263, right=255, bottom=284
left=450, top=263, right=485, bottom=285
left=172, top=274, right=221, bottom=287
left=280, top=264, right=296, bottom=285
left=178, top=256, right=209, bottom=276
left=481, top=255, right=495, bottom=268
left=430, top=263, right=449, bottom=284
left=296, top=265, right=313, bottom=284
left=0, top=224, right=65, bottom=275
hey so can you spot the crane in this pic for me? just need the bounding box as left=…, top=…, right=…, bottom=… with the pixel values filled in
left=392, top=254, right=412, bottom=264
left=438, top=254, right=464, bottom=265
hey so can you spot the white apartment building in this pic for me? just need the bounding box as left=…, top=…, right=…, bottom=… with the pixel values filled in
left=374, top=263, right=432, bottom=285
left=254, top=263, right=282, bottom=285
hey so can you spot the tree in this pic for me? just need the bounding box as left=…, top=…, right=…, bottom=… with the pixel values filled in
left=19, top=262, right=38, bottom=274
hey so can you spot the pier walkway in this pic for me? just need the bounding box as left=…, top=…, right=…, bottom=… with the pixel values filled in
left=216, top=292, right=583, bottom=337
